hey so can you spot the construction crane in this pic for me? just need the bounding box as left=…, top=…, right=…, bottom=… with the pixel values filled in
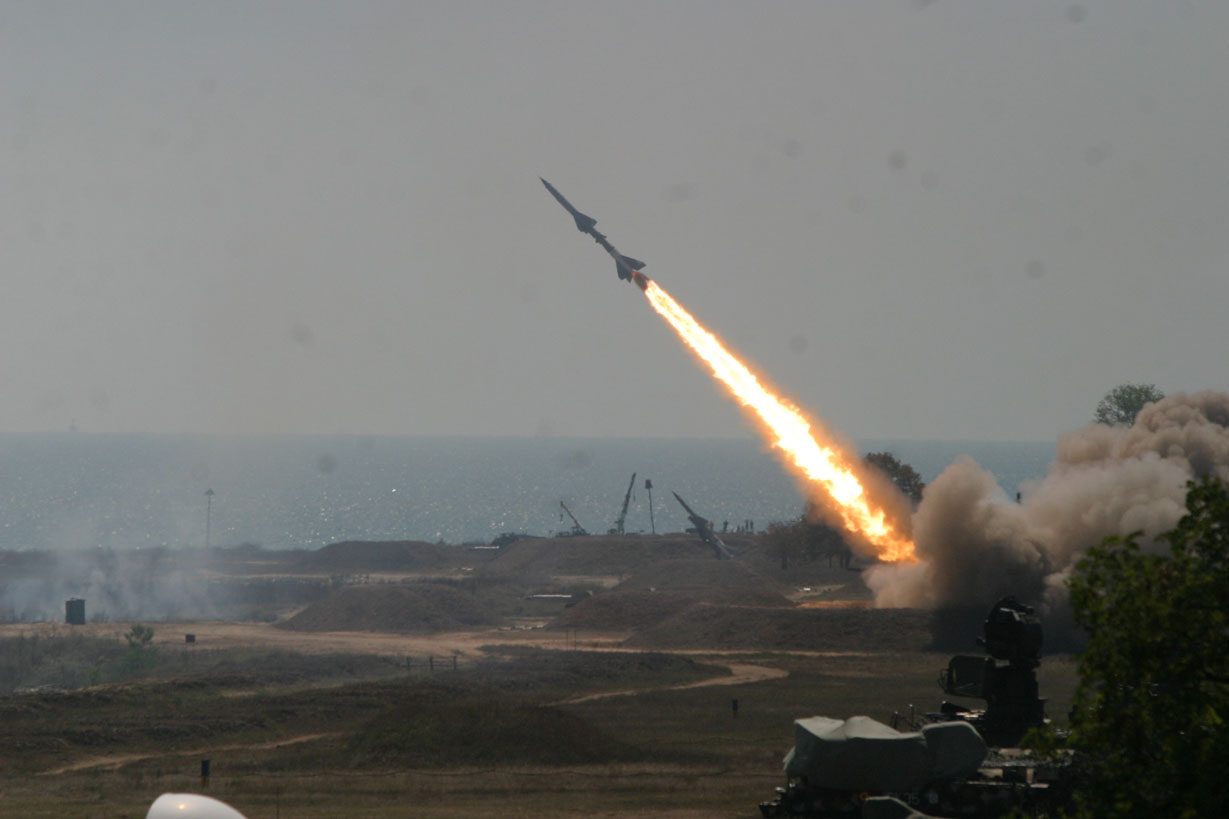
left=557, top=500, right=588, bottom=537
left=609, top=472, right=637, bottom=535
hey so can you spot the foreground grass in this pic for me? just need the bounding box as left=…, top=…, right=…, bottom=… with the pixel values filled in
left=5, top=765, right=776, bottom=819
left=0, top=644, right=1078, bottom=818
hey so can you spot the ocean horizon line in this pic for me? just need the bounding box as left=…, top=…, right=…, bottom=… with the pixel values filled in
left=0, top=429, right=1058, bottom=446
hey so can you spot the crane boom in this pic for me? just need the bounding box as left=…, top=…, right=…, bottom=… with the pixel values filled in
left=559, top=500, right=588, bottom=537
left=612, top=472, right=637, bottom=535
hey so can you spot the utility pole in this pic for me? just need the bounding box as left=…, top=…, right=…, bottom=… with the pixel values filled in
left=204, top=489, right=215, bottom=548
left=645, top=478, right=655, bottom=534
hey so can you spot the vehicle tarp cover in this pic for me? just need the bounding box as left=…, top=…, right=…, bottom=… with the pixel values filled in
left=782, top=716, right=986, bottom=792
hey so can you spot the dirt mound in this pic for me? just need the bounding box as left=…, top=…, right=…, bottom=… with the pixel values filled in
left=479, top=534, right=713, bottom=579
left=278, top=584, right=495, bottom=633
left=469, top=647, right=721, bottom=694
left=348, top=680, right=637, bottom=767
left=297, top=541, right=458, bottom=573
left=615, top=557, right=790, bottom=594
left=556, top=575, right=792, bottom=632
left=552, top=590, right=703, bottom=632
left=624, top=603, right=933, bottom=652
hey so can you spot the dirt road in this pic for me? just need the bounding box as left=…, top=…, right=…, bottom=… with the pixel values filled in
left=40, top=732, right=340, bottom=776
left=556, top=661, right=787, bottom=704
left=0, top=620, right=628, bottom=661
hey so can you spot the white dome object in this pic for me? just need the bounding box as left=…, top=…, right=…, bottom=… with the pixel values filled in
left=146, top=793, right=248, bottom=819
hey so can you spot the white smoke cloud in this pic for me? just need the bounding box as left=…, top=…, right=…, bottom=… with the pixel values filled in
left=865, top=391, right=1229, bottom=619
left=0, top=548, right=222, bottom=622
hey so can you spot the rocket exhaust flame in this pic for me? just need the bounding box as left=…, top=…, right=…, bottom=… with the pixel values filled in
left=639, top=278, right=916, bottom=563
left=539, top=179, right=912, bottom=561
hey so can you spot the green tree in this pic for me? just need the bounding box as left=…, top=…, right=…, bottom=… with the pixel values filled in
left=1067, top=477, right=1229, bottom=818
left=763, top=509, right=850, bottom=570
left=124, top=624, right=155, bottom=648
left=864, top=451, right=925, bottom=503
left=119, top=624, right=157, bottom=678
left=1093, top=383, right=1164, bottom=426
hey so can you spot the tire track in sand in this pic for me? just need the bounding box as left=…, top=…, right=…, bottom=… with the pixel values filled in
left=40, top=732, right=340, bottom=775
left=555, top=662, right=787, bottom=705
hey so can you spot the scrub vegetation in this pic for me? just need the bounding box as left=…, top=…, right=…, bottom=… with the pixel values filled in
left=0, top=532, right=1084, bottom=818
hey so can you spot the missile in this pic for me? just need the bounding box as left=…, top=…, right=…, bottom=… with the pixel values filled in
left=540, top=178, right=648, bottom=286
left=672, top=491, right=733, bottom=560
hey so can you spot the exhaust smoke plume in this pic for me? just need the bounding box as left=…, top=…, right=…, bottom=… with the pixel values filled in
left=865, top=392, right=1229, bottom=621
left=626, top=262, right=1222, bottom=632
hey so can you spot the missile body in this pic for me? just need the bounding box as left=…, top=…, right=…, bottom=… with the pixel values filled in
left=541, top=178, right=648, bottom=286
left=672, top=491, right=733, bottom=560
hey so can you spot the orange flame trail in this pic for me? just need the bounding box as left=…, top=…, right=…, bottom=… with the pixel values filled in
left=639, top=276, right=916, bottom=563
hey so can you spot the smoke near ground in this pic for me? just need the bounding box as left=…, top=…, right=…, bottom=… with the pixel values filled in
left=0, top=549, right=222, bottom=622
left=865, top=392, right=1229, bottom=624
left=0, top=547, right=331, bottom=622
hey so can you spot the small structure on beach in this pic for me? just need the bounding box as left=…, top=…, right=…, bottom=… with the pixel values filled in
left=65, top=598, right=86, bottom=625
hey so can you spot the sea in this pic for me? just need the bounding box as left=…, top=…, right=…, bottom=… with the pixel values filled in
left=0, top=434, right=1055, bottom=552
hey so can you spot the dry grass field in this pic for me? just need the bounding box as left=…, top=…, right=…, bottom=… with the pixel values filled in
left=0, top=537, right=1078, bottom=818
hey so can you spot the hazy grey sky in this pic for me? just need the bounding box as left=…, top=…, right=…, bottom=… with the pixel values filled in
left=4, top=1, right=1226, bottom=441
